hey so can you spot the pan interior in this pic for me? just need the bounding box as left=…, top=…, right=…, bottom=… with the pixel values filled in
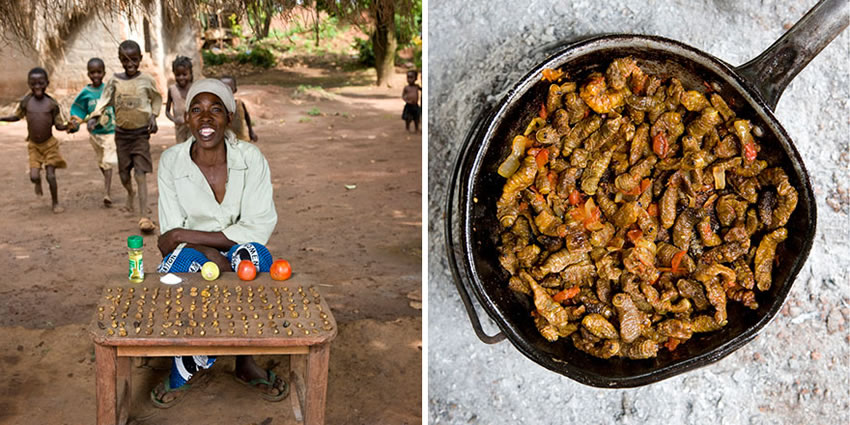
left=461, top=35, right=815, bottom=386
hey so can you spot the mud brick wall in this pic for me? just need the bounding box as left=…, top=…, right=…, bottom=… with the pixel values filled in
left=0, top=7, right=202, bottom=104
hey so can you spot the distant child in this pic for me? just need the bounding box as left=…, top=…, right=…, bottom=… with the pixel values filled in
left=90, top=40, right=162, bottom=233
left=165, top=56, right=193, bottom=143
left=219, top=75, right=258, bottom=142
left=0, top=67, right=72, bottom=213
left=69, top=57, right=117, bottom=207
left=401, top=70, right=421, bottom=132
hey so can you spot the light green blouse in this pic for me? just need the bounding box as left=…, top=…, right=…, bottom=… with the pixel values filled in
left=157, top=131, right=277, bottom=245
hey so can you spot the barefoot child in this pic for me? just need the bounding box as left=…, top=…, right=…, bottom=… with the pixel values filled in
left=69, top=58, right=117, bottom=207
left=219, top=75, right=258, bottom=142
left=0, top=67, right=72, bottom=213
left=165, top=56, right=193, bottom=143
left=90, top=40, right=162, bottom=232
left=401, top=70, right=421, bottom=132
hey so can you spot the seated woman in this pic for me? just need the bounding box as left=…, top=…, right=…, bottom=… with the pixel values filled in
left=151, top=78, right=286, bottom=407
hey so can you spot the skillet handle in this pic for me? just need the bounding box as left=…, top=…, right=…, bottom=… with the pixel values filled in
left=444, top=112, right=506, bottom=345
left=736, top=0, right=848, bottom=110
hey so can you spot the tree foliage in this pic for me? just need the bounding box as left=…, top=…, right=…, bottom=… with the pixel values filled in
left=323, top=0, right=420, bottom=86
left=240, top=0, right=298, bottom=40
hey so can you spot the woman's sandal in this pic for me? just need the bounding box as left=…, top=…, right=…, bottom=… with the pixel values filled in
left=234, top=370, right=290, bottom=402
left=150, top=379, right=191, bottom=409
left=149, top=372, right=210, bottom=409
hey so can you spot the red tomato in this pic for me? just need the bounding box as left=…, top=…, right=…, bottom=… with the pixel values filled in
left=237, top=260, right=257, bottom=281
left=270, top=259, right=292, bottom=281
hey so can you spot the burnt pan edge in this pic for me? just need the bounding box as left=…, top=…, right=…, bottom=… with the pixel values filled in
left=458, top=34, right=816, bottom=387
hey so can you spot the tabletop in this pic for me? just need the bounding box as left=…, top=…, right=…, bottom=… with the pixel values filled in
left=89, top=273, right=337, bottom=348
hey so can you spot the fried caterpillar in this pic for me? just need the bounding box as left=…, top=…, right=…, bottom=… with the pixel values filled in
left=494, top=56, right=798, bottom=359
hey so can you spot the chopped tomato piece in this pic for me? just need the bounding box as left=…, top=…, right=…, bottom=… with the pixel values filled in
left=535, top=149, right=549, bottom=169
left=627, top=229, right=643, bottom=244
left=553, top=286, right=580, bottom=303
left=623, top=185, right=641, bottom=196
left=568, top=189, right=582, bottom=206
left=547, top=171, right=558, bottom=188
left=539, top=103, right=548, bottom=120
left=582, top=198, right=602, bottom=230
left=743, top=141, right=758, bottom=161
left=665, top=337, right=681, bottom=351
left=653, top=132, right=669, bottom=158
left=671, top=250, right=687, bottom=274
left=647, top=203, right=659, bottom=217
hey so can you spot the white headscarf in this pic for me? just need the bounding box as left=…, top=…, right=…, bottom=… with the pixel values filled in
left=185, top=78, right=236, bottom=114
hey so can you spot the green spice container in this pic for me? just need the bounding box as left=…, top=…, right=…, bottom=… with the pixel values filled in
left=128, top=235, right=144, bottom=283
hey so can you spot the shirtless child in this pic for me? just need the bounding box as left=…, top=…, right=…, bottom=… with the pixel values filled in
left=401, top=70, right=422, bottom=132
left=0, top=67, right=72, bottom=213
left=90, top=40, right=162, bottom=232
left=165, top=56, right=193, bottom=143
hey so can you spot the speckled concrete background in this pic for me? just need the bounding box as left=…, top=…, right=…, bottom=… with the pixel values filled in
left=427, top=1, right=849, bottom=424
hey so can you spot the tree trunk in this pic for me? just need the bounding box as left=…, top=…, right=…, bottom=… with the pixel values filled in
left=372, top=0, right=396, bottom=87
left=261, top=10, right=272, bottom=39
left=314, top=2, right=320, bottom=47
left=246, top=0, right=272, bottom=39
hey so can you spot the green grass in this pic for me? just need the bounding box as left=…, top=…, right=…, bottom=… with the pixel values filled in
left=298, top=117, right=313, bottom=123
left=307, top=107, right=321, bottom=116
left=296, top=84, right=323, bottom=93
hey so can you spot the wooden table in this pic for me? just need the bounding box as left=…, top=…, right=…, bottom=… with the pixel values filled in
left=89, top=274, right=337, bottom=425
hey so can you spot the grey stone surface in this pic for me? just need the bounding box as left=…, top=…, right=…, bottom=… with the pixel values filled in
left=427, top=1, right=849, bottom=424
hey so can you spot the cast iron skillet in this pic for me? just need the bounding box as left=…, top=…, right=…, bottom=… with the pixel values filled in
left=445, top=0, right=848, bottom=388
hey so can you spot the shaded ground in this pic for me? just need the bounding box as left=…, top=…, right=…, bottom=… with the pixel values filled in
left=0, top=63, right=422, bottom=424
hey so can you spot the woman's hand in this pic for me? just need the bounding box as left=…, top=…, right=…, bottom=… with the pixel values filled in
left=188, top=244, right=231, bottom=271
left=148, top=115, right=158, bottom=134
left=158, top=228, right=184, bottom=256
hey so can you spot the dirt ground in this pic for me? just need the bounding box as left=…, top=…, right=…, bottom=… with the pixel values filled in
left=0, top=64, right=422, bottom=424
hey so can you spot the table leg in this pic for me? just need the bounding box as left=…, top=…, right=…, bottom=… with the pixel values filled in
left=304, top=343, right=330, bottom=425
left=117, top=356, right=132, bottom=425
left=94, top=344, right=118, bottom=425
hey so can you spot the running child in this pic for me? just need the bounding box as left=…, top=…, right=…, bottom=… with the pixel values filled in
left=401, top=70, right=421, bottom=132
left=89, top=40, right=162, bottom=232
left=0, top=67, right=72, bottom=213
left=219, top=75, right=258, bottom=142
left=165, top=55, right=193, bottom=143
left=69, top=57, right=117, bottom=207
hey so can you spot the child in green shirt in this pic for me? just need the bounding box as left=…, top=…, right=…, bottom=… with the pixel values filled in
left=69, top=57, right=117, bottom=207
